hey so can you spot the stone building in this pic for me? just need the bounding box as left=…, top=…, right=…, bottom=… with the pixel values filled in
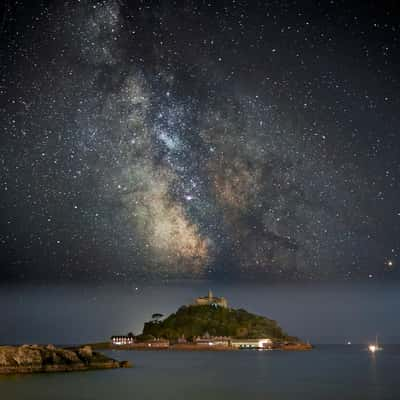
left=111, top=335, right=135, bottom=345
left=194, top=289, right=228, bottom=308
left=230, top=338, right=272, bottom=349
left=194, top=332, right=231, bottom=346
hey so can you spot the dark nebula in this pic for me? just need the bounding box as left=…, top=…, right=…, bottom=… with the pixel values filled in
left=1, top=0, right=399, bottom=282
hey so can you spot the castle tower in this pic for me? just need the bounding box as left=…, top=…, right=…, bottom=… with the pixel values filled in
left=194, top=290, right=227, bottom=308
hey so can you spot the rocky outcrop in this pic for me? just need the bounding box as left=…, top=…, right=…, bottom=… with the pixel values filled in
left=280, top=342, right=313, bottom=351
left=0, top=345, right=132, bottom=374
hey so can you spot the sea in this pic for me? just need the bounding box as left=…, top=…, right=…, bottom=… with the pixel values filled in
left=2, top=282, right=400, bottom=399
left=1, top=345, right=400, bottom=400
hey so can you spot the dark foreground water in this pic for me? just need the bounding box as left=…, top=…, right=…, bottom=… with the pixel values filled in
left=1, top=345, right=400, bottom=400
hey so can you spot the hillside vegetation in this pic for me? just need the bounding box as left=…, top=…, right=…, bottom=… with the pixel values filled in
left=141, top=305, right=294, bottom=341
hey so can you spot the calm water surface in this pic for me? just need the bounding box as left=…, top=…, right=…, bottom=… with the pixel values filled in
left=1, top=345, right=399, bottom=400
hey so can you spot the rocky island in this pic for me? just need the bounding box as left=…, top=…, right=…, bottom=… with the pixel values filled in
left=106, top=291, right=312, bottom=351
left=0, top=344, right=131, bottom=375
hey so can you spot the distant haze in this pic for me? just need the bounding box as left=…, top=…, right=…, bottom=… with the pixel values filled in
left=1, top=282, right=399, bottom=345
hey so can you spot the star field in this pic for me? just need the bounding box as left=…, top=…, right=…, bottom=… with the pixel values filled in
left=1, top=0, right=400, bottom=282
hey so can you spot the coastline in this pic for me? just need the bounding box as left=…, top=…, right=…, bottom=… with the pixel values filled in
left=87, top=342, right=313, bottom=352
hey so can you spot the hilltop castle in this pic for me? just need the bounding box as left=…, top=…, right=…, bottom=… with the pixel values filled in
left=194, top=289, right=228, bottom=308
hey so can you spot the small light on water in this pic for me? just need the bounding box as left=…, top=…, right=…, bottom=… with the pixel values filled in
left=369, top=345, right=376, bottom=353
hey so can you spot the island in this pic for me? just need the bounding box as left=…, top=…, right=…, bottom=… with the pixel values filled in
left=0, top=344, right=131, bottom=375
left=102, top=290, right=312, bottom=351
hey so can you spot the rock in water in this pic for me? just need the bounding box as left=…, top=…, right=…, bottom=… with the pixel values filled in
left=78, top=345, right=93, bottom=363
left=0, top=345, right=131, bottom=374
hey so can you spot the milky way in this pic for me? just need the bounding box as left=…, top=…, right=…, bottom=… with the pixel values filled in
left=1, top=0, right=399, bottom=282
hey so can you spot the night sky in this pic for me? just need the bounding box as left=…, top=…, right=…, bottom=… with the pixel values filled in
left=1, top=0, right=400, bottom=283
